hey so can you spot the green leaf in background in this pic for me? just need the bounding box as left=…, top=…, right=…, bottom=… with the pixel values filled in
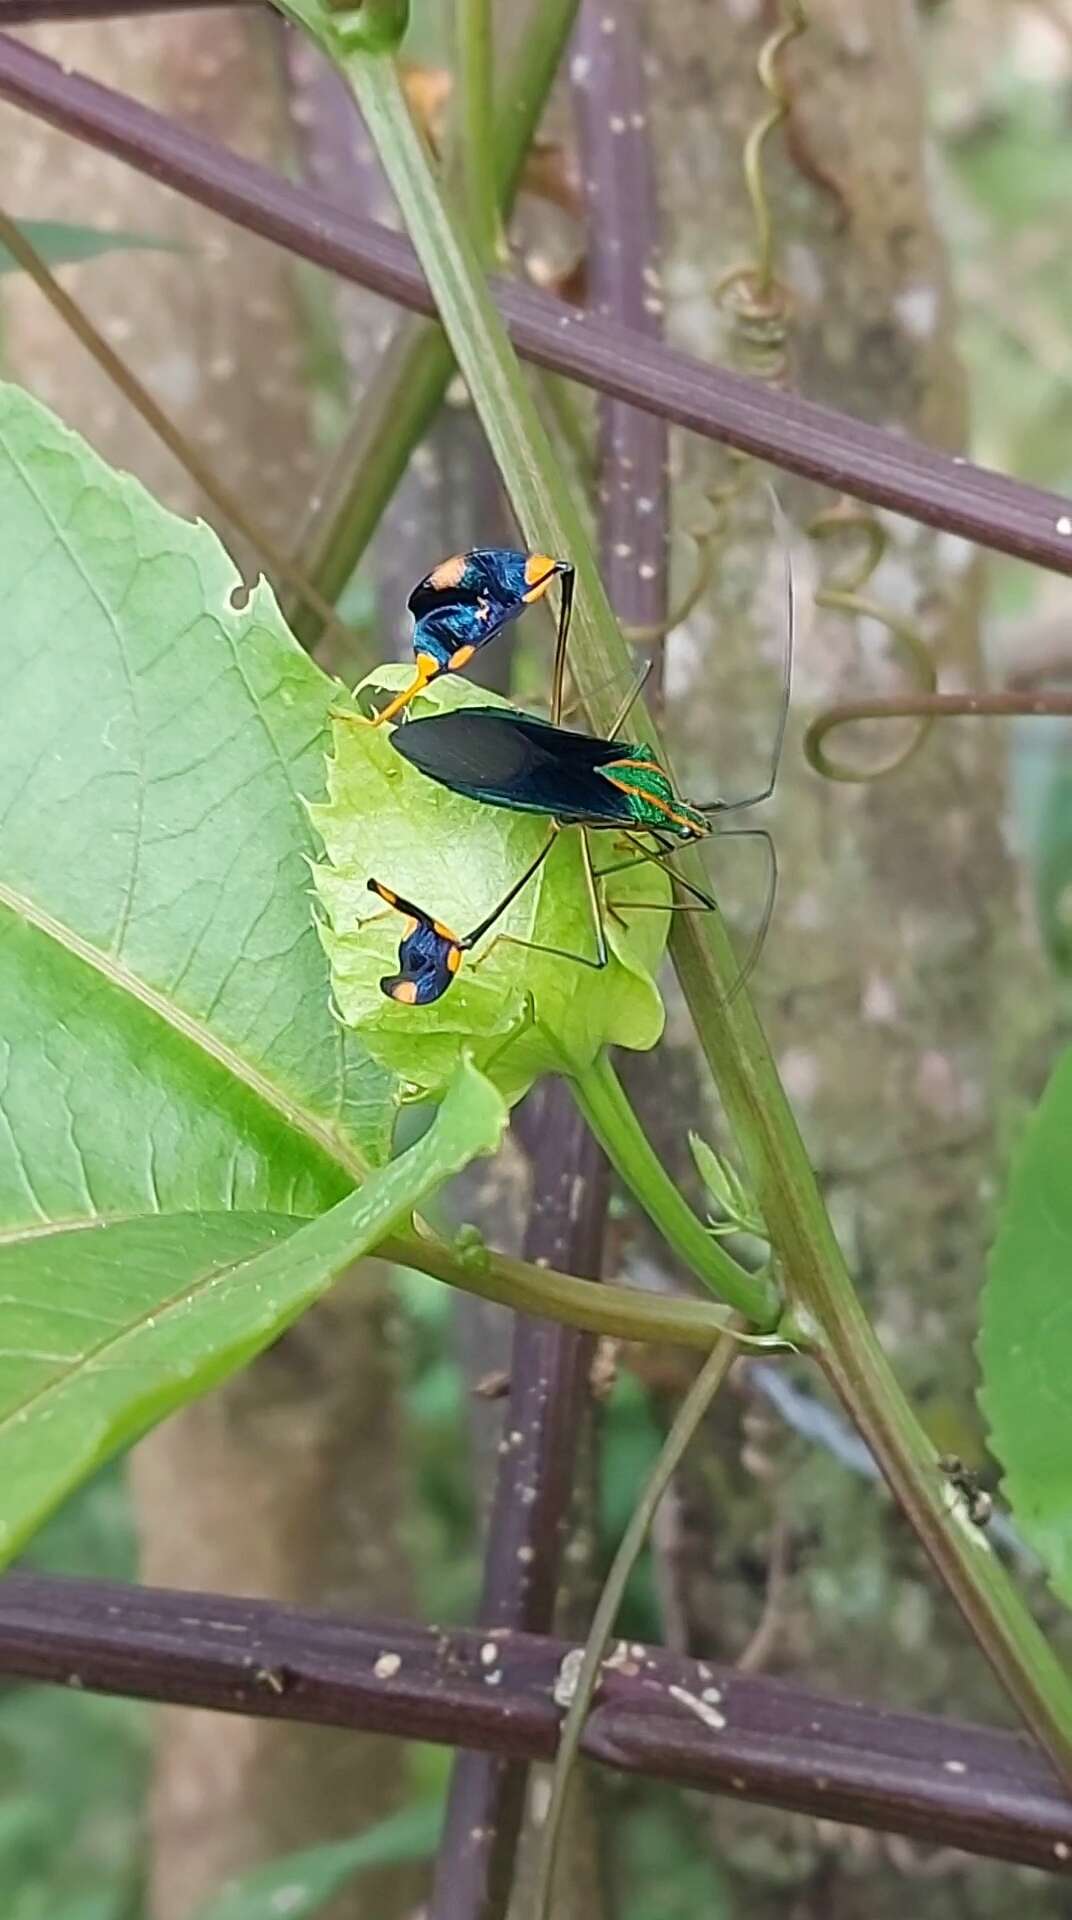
left=0, top=1681, right=145, bottom=1920
left=1032, top=761, right=1072, bottom=978
left=0, top=221, right=173, bottom=278
left=191, top=1800, right=441, bottom=1920
left=0, top=376, right=398, bottom=1246
left=0, top=1059, right=506, bottom=1562
left=979, top=1046, right=1072, bottom=1607
left=309, top=669, right=670, bottom=1104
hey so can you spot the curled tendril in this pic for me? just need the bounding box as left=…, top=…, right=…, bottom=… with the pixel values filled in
left=715, top=0, right=808, bottom=381
left=804, top=502, right=939, bottom=782
left=807, top=690, right=1072, bottom=767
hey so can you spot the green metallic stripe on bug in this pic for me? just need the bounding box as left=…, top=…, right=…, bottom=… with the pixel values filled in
left=599, top=750, right=709, bottom=838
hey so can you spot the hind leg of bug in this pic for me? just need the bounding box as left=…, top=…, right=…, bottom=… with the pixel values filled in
left=481, top=991, right=540, bottom=1077
left=597, top=826, right=777, bottom=1003
left=470, top=827, right=610, bottom=975
left=594, top=830, right=720, bottom=912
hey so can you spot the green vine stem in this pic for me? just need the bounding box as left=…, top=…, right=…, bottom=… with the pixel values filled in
left=375, top=1229, right=735, bottom=1351
left=287, top=0, right=582, bottom=646
left=323, top=28, right=1072, bottom=1786
left=573, top=1050, right=777, bottom=1324
left=457, top=0, right=502, bottom=263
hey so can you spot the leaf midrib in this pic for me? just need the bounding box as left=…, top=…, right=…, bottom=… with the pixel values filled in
left=0, top=880, right=368, bottom=1184
left=0, top=1212, right=303, bottom=1437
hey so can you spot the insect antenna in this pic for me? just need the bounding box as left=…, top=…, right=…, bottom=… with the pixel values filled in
left=717, top=826, right=778, bottom=1003
left=700, top=486, right=795, bottom=818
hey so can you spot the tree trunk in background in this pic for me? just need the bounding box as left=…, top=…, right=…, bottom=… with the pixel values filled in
left=637, top=1, right=1058, bottom=1910
left=0, top=20, right=418, bottom=1920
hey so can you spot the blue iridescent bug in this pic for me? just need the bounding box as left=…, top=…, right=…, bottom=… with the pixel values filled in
left=367, top=547, right=573, bottom=727
left=366, top=843, right=556, bottom=1005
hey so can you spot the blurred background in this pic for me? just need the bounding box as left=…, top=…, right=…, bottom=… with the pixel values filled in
left=1, top=1, right=1071, bottom=1915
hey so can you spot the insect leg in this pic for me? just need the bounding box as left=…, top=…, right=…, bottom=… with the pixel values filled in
left=470, top=827, right=609, bottom=973
left=699, top=488, right=795, bottom=816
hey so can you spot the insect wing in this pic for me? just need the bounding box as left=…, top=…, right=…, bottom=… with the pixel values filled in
left=392, top=708, right=638, bottom=825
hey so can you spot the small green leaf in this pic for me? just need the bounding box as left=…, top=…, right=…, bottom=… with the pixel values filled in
left=191, top=1800, right=440, bottom=1920
left=309, top=670, right=670, bottom=1104
left=980, top=1047, right=1072, bottom=1607
left=0, top=221, right=174, bottom=277
left=688, top=1131, right=766, bottom=1238
left=0, top=1059, right=506, bottom=1563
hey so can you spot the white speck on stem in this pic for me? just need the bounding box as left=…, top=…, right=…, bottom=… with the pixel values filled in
left=668, top=1684, right=726, bottom=1730
left=553, top=1647, right=586, bottom=1707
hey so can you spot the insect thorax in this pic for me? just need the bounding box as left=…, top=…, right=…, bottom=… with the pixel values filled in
left=604, top=745, right=710, bottom=839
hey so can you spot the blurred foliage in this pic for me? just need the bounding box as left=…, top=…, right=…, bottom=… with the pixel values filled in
left=0, top=223, right=173, bottom=279
left=3, top=1469, right=145, bottom=1920
left=981, top=1046, right=1072, bottom=1606
left=935, top=39, right=1072, bottom=607
left=189, top=1803, right=442, bottom=1920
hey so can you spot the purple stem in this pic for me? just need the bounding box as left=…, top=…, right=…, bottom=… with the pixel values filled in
left=0, top=34, right=1069, bottom=575
left=572, top=0, right=668, bottom=678
left=0, top=1572, right=1067, bottom=1873
left=430, top=1091, right=609, bottom=1920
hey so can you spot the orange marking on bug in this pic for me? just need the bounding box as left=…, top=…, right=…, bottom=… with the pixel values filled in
left=391, top=980, right=419, bottom=1004
left=607, top=757, right=664, bottom=777
left=448, top=644, right=476, bottom=671
left=447, top=946, right=463, bottom=973
left=373, top=652, right=439, bottom=727
left=603, top=774, right=704, bottom=835
left=522, top=552, right=557, bottom=601
left=432, top=917, right=462, bottom=943
left=401, top=916, right=418, bottom=939
left=429, top=553, right=467, bottom=590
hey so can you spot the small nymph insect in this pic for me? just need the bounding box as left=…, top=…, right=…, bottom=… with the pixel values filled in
left=366, top=834, right=565, bottom=1005
left=360, top=547, right=573, bottom=727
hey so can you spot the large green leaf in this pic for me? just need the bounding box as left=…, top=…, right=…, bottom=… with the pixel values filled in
left=0, top=377, right=398, bottom=1239
left=191, top=1802, right=441, bottom=1920
left=0, top=1060, right=506, bottom=1561
left=310, top=669, right=670, bottom=1104
left=979, top=1047, right=1072, bottom=1607
left=0, top=221, right=173, bottom=277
